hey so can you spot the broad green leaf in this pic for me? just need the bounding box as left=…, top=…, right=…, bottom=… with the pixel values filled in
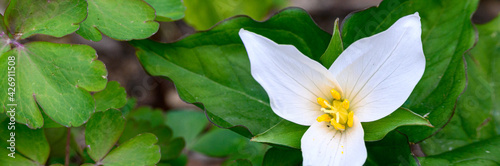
left=362, top=108, right=432, bottom=141
left=183, top=0, right=283, bottom=30
left=144, top=0, right=186, bottom=22
left=165, top=110, right=208, bottom=146
left=262, top=147, right=302, bottom=166
left=226, top=159, right=252, bottom=166
left=76, top=0, right=159, bottom=41
left=319, top=19, right=343, bottom=68
left=131, top=8, right=331, bottom=137
left=419, top=13, right=500, bottom=156
left=418, top=136, right=500, bottom=165
left=365, top=131, right=415, bottom=166
left=252, top=108, right=431, bottom=148
left=85, top=109, right=126, bottom=161
left=191, top=127, right=247, bottom=157
left=341, top=0, right=477, bottom=142
left=121, top=107, right=184, bottom=161
left=0, top=42, right=107, bottom=128
left=101, top=133, right=161, bottom=166
left=0, top=119, right=49, bottom=165
left=4, top=0, right=87, bottom=39
left=222, top=141, right=269, bottom=166
left=94, top=81, right=127, bottom=112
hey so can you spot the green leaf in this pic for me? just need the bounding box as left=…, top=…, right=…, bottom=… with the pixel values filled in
left=341, top=0, right=477, bottom=142
left=319, top=19, right=343, bottom=68
left=222, top=141, right=269, bottom=166
left=76, top=0, right=159, bottom=41
left=191, top=127, right=248, bottom=157
left=165, top=110, right=208, bottom=147
left=251, top=120, right=308, bottom=149
left=0, top=42, right=107, bottom=128
left=0, top=118, right=49, bottom=165
left=130, top=8, right=331, bottom=137
left=121, top=107, right=185, bottom=161
left=419, top=13, right=500, bottom=156
left=419, top=136, right=500, bottom=165
left=4, top=0, right=87, bottom=38
left=226, top=159, right=252, bottom=166
left=262, top=147, right=302, bottom=166
left=101, top=133, right=161, bottom=166
left=362, top=108, right=432, bottom=141
left=94, top=81, right=127, bottom=112
left=183, top=0, right=283, bottom=30
left=365, top=131, right=415, bottom=166
left=120, top=97, right=137, bottom=117
left=144, top=0, right=186, bottom=22
left=85, top=109, right=126, bottom=161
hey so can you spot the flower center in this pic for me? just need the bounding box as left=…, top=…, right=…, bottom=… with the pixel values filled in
left=316, top=89, right=354, bottom=131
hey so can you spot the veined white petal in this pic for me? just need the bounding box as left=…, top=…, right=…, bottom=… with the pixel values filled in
left=329, top=13, right=425, bottom=122
left=301, top=117, right=366, bottom=166
left=239, top=29, right=342, bottom=126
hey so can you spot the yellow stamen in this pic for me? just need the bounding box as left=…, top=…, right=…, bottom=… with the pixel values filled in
left=331, top=120, right=345, bottom=131
left=347, top=111, right=354, bottom=127
left=330, top=89, right=341, bottom=100
left=342, top=99, right=350, bottom=110
left=317, top=97, right=330, bottom=108
left=316, top=114, right=331, bottom=122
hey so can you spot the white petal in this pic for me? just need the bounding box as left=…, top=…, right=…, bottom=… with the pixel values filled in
left=301, top=117, right=367, bottom=166
left=239, top=29, right=342, bottom=126
left=329, top=13, right=425, bottom=122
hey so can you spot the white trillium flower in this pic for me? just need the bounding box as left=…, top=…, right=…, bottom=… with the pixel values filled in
left=239, top=13, right=425, bottom=166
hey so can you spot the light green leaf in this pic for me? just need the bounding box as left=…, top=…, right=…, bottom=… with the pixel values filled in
left=0, top=118, right=49, bottom=165
left=101, top=133, right=161, bottom=166
left=419, top=12, right=500, bottom=156
left=165, top=110, right=208, bottom=147
left=85, top=109, right=126, bottom=162
left=127, top=107, right=164, bottom=128
left=262, top=147, right=302, bottom=166
left=130, top=8, right=331, bottom=137
left=251, top=120, right=308, bottom=149
left=319, top=19, right=343, bottom=68
left=341, top=0, right=477, bottom=142
left=4, top=0, right=87, bottom=39
left=120, top=97, right=137, bottom=117
left=94, top=81, right=127, bottom=112
left=226, top=159, right=252, bottom=166
left=0, top=42, right=107, bottom=128
left=76, top=0, right=159, bottom=41
left=192, top=127, right=248, bottom=157
left=144, top=0, right=186, bottom=22
left=183, top=0, right=283, bottom=30
left=222, top=141, right=269, bottom=166
left=362, top=108, right=432, bottom=141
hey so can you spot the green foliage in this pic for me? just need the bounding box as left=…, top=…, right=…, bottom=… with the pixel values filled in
left=94, top=81, right=127, bottom=112
left=165, top=110, right=208, bottom=146
left=319, top=19, right=343, bottom=68
left=4, top=0, right=87, bottom=38
left=101, top=133, right=161, bottom=166
left=0, top=42, right=107, bottom=128
left=76, top=0, right=160, bottom=41
left=145, top=0, right=186, bottom=22
left=183, top=0, right=285, bottom=30
left=85, top=110, right=126, bottom=161
left=0, top=119, right=49, bottom=165
left=262, top=147, right=302, bottom=166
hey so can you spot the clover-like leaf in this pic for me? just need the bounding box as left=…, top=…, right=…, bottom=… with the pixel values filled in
left=4, top=0, right=87, bottom=39
left=183, top=0, right=284, bottom=30
left=131, top=8, right=331, bottom=137
left=192, top=127, right=248, bottom=157
left=101, top=133, right=161, bottom=166
left=0, top=42, right=107, bottom=128
left=76, top=0, right=159, bottom=41
left=341, top=0, right=477, bottom=142
left=0, top=118, right=49, bottom=165
left=165, top=110, right=208, bottom=146
left=94, top=81, right=127, bottom=112
left=86, top=109, right=126, bottom=161
left=144, top=0, right=186, bottom=22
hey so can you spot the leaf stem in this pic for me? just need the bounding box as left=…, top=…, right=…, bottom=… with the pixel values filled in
left=65, top=127, right=71, bottom=166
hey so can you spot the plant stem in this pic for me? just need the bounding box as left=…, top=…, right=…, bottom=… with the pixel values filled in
left=65, top=127, right=71, bottom=166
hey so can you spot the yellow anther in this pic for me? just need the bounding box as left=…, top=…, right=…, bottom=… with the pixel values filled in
left=316, top=114, right=331, bottom=122
left=317, top=97, right=330, bottom=108
left=330, top=89, right=341, bottom=100
left=347, top=111, right=354, bottom=128
left=342, top=99, right=350, bottom=110
left=331, top=120, right=345, bottom=131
